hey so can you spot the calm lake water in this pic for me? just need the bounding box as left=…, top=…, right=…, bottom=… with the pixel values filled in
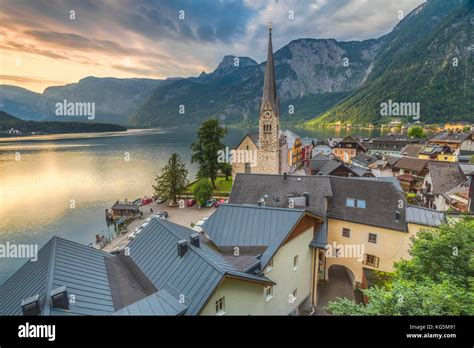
left=0, top=126, right=383, bottom=283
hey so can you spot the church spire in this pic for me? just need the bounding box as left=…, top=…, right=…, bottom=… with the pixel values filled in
left=260, top=22, right=278, bottom=115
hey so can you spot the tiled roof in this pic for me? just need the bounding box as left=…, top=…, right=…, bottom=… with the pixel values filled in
left=427, top=162, right=467, bottom=194
left=394, top=157, right=429, bottom=172
left=230, top=174, right=409, bottom=232
left=229, top=173, right=332, bottom=217
left=327, top=176, right=408, bottom=231
left=400, top=144, right=425, bottom=157
left=430, top=132, right=472, bottom=143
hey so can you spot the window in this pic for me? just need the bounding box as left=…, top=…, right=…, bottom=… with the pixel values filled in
left=266, top=259, right=273, bottom=272
left=264, top=124, right=272, bottom=133
left=215, top=297, right=225, bottom=315
left=363, top=254, right=379, bottom=268
left=293, top=255, right=298, bottom=270
left=244, top=163, right=251, bottom=174
left=368, top=233, right=377, bottom=243
left=342, top=228, right=351, bottom=238
left=356, top=199, right=366, bottom=209
left=395, top=211, right=401, bottom=221
left=265, top=286, right=273, bottom=302
left=346, top=198, right=355, bottom=207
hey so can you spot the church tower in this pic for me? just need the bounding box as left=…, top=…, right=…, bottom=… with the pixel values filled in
left=257, top=23, right=281, bottom=174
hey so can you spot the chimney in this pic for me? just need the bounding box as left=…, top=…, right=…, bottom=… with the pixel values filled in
left=284, top=172, right=287, bottom=180
left=190, top=233, right=200, bottom=248
left=21, top=294, right=41, bottom=316
left=51, top=286, right=69, bottom=310
left=303, top=192, right=310, bottom=207
left=177, top=240, right=188, bottom=257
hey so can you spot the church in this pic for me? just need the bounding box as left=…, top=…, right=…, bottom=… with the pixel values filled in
left=232, top=24, right=289, bottom=177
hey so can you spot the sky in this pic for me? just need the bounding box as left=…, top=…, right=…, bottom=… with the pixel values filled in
left=0, top=0, right=425, bottom=93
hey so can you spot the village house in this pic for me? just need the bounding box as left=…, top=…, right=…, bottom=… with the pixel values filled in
left=420, top=162, right=467, bottom=211
left=282, top=130, right=303, bottom=171
left=418, top=145, right=457, bottom=162
left=331, top=135, right=367, bottom=164
left=301, top=137, right=317, bottom=166
left=428, top=132, right=474, bottom=152
left=229, top=173, right=444, bottom=288
left=362, top=135, right=423, bottom=156
left=392, top=157, right=430, bottom=192
left=312, top=140, right=332, bottom=157
left=110, top=201, right=141, bottom=219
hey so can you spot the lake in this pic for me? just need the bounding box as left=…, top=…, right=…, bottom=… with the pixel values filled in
left=0, top=126, right=383, bottom=283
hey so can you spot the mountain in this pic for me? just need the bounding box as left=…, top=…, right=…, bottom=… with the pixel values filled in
left=306, top=0, right=473, bottom=126
left=130, top=38, right=380, bottom=127
left=0, top=77, right=162, bottom=125
left=0, top=111, right=126, bottom=136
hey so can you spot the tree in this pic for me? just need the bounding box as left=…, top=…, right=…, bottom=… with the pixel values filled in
left=326, top=218, right=474, bottom=315
left=152, top=153, right=188, bottom=205
left=462, top=125, right=471, bottom=132
left=220, top=163, right=232, bottom=181
left=191, top=119, right=227, bottom=188
left=408, top=126, right=425, bottom=138
left=193, top=178, right=213, bottom=207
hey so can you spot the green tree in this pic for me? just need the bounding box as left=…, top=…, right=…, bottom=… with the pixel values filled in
left=408, top=126, right=425, bottom=138
left=462, top=125, right=471, bottom=132
left=193, top=178, right=213, bottom=207
left=326, top=219, right=474, bottom=315
left=220, top=163, right=232, bottom=181
left=152, top=153, right=188, bottom=205
left=191, top=119, right=227, bottom=188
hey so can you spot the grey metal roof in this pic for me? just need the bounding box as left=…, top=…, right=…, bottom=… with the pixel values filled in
left=112, top=290, right=187, bottom=315
left=309, top=220, right=328, bottom=249
left=1, top=237, right=116, bottom=316
left=229, top=173, right=332, bottom=217
left=127, top=218, right=272, bottom=315
left=406, top=205, right=445, bottom=227
left=202, top=204, right=309, bottom=269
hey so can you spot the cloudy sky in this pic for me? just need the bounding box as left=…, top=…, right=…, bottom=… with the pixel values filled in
left=0, top=0, right=424, bottom=92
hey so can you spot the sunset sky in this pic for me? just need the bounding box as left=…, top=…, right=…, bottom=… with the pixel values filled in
left=0, top=0, right=424, bottom=93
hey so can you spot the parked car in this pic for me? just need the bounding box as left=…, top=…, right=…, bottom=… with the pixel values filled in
left=213, top=199, right=226, bottom=207
left=205, top=199, right=217, bottom=208
left=169, top=201, right=180, bottom=207
left=186, top=199, right=196, bottom=207
left=157, top=211, right=168, bottom=219
left=142, top=197, right=153, bottom=205
left=155, top=196, right=167, bottom=204
left=128, top=231, right=137, bottom=240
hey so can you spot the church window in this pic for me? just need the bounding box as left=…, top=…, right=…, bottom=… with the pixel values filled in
left=245, top=163, right=251, bottom=174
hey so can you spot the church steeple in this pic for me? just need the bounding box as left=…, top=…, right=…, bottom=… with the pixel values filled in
left=260, top=22, right=278, bottom=115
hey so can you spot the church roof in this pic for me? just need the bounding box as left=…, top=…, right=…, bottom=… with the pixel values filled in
left=260, top=25, right=278, bottom=115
